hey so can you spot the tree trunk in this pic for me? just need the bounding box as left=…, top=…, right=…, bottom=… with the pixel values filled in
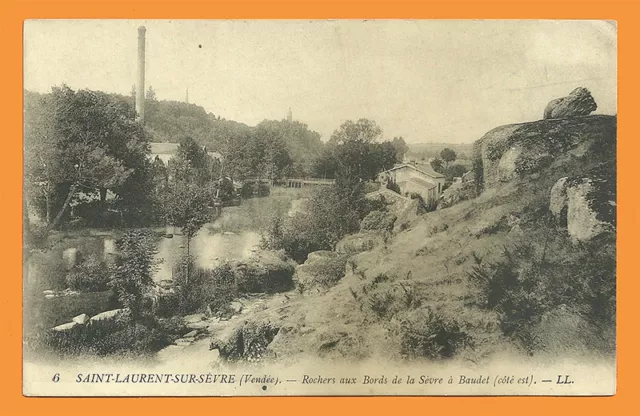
left=45, top=183, right=77, bottom=234
left=186, top=236, right=190, bottom=286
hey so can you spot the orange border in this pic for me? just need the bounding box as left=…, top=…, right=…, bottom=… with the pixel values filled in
left=2, top=1, right=637, bottom=415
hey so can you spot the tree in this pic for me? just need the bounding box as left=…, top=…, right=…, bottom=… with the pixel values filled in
left=440, top=148, right=457, bottom=169
left=329, top=118, right=383, bottom=145
left=430, top=157, right=445, bottom=174
left=445, top=163, right=469, bottom=181
left=392, top=136, right=410, bottom=163
left=146, top=85, right=157, bottom=101
left=109, top=229, right=157, bottom=327
left=164, top=182, right=212, bottom=284
left=23, top=85, right=149, bottom=234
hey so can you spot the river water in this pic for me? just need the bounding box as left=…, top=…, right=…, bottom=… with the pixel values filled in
left=154, top=225, right=261, bottom=283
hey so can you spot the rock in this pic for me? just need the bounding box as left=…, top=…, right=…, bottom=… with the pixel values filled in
left=175, top=338, right=194, bottom=347
left=90, top=308, right=124, bottom=324
left=549, top=177, right=569, bottom=224
left=306, top=250, right=337, bottom=263
left=229, top=301, right=243, bottom=314
left=187, top=320, right=210, bottom=330
left=566, top=178, right=615, bottom=243
left=72, top=313, right=89, bottom=325
left=43, top=290, right=55, bottom=295
left=335, top=233, right=384, bottom=255
left=210, top=320, right=280, bottom=362
left=52, top=322, right=78, bottom=332
left=544, top=87, right=597, bottom=120
left=44, top=294, right=56, bottom=299
left=183, top=330, right=198, bottom=338
left=183, top=313, right=206, bottom=324
left=497, top=146, right=522, bottom=182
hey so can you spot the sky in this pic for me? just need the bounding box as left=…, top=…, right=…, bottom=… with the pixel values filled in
left=24, top=20, right=617, bottom=144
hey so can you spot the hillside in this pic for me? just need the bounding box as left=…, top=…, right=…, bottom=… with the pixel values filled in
left=407, top=142, right=475, bottom=160
left=207, top=113, right=616, bottom=367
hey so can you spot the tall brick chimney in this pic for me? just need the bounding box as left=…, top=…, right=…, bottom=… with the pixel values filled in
left=136, top=26, right=146, bottom=124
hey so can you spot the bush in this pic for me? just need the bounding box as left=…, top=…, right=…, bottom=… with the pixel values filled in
left=360, top=210, right=397, bottom=232
left=65, top=255, right=112, bottom=292
left=240, top=182, right=255, bottom=199
left=295, top=254, right=349, bottom=290
left=398, top=307, right=472, bottom=359
left=467, top=236, right=616, bottom=353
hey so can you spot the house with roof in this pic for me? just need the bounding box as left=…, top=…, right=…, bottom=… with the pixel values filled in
left=149, top=142, right=222, bottom=165
left=376, top=163, right=446, bottom=205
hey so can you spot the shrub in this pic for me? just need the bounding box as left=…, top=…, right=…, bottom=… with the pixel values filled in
left=65, top=255, right=112, bottom=292
left=360, top=210, right=397, bottom=232
left=240, top=182, right=255, bottom=199
left=467, top=236, right=616, bottom=353
left=398, top=307, right=472, bottom=359
left=296, top=254, right=349, bottom=291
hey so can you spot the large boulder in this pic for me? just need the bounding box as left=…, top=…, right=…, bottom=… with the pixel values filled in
left=549, top=167, right=616, bottom=243
left=544, top=87, right=597, bottom=120
left=295, top=252, right=349, bottom=290
left=229, top=251, right=295, bottom=293
left=565, top=178, right=615, bottom=243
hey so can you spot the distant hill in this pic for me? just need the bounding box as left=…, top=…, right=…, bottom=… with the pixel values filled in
left=407, top=142, right=474, bottom=160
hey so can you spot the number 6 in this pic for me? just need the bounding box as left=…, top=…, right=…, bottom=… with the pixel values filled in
left=52, top=373, right=60, bottom=383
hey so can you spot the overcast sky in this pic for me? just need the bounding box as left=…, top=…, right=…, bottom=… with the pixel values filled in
left=24, top=20, right=617, bottom=144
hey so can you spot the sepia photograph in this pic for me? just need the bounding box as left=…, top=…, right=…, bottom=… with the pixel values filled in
left=22, top=19, right=617, bottom=396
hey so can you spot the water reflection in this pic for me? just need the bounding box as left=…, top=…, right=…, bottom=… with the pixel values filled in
left=154, top=225, right=261, bottom=283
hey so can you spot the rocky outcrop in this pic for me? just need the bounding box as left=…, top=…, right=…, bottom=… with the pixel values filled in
left=544, top=87, right=597, bottom=120
left=474, top=115, right=616, bottom=189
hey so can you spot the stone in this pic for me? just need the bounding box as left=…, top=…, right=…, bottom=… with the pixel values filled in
left=183, top=313, right=206, bottom=324
left=175, top=338, right=194, bottom=346
left=187, top=320, right=210, bottom=330
left=183, top=330, right=198, bottom=338
left=566, top=178, right=614, bottom=243
left=43, top=290, right=55, bottom=295
left=52, top=322, right=78, bottom=332
left=543, top=87, right=597, bottom=120
left=45, top=294, right=56, bottom=299
left=549, top=177, right=569, bottom=224
left=90, top=308, right=124, bottom=324
left=72, top=313, right=89, bottom=325
left=229, top=301, right=243, bottom=314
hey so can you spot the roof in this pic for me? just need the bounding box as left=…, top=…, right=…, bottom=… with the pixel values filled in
left=381, top=163, right=445, bottom=179
left=149, top=142, right=222, bottom=160
left=399, top=177, right=437, bottom=190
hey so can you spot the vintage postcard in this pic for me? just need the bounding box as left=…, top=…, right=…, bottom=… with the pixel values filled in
left=22, top=19, right=617, bottom=396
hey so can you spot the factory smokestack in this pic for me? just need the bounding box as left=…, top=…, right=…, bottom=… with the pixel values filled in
left=136, top=26, right=146, bottom=124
